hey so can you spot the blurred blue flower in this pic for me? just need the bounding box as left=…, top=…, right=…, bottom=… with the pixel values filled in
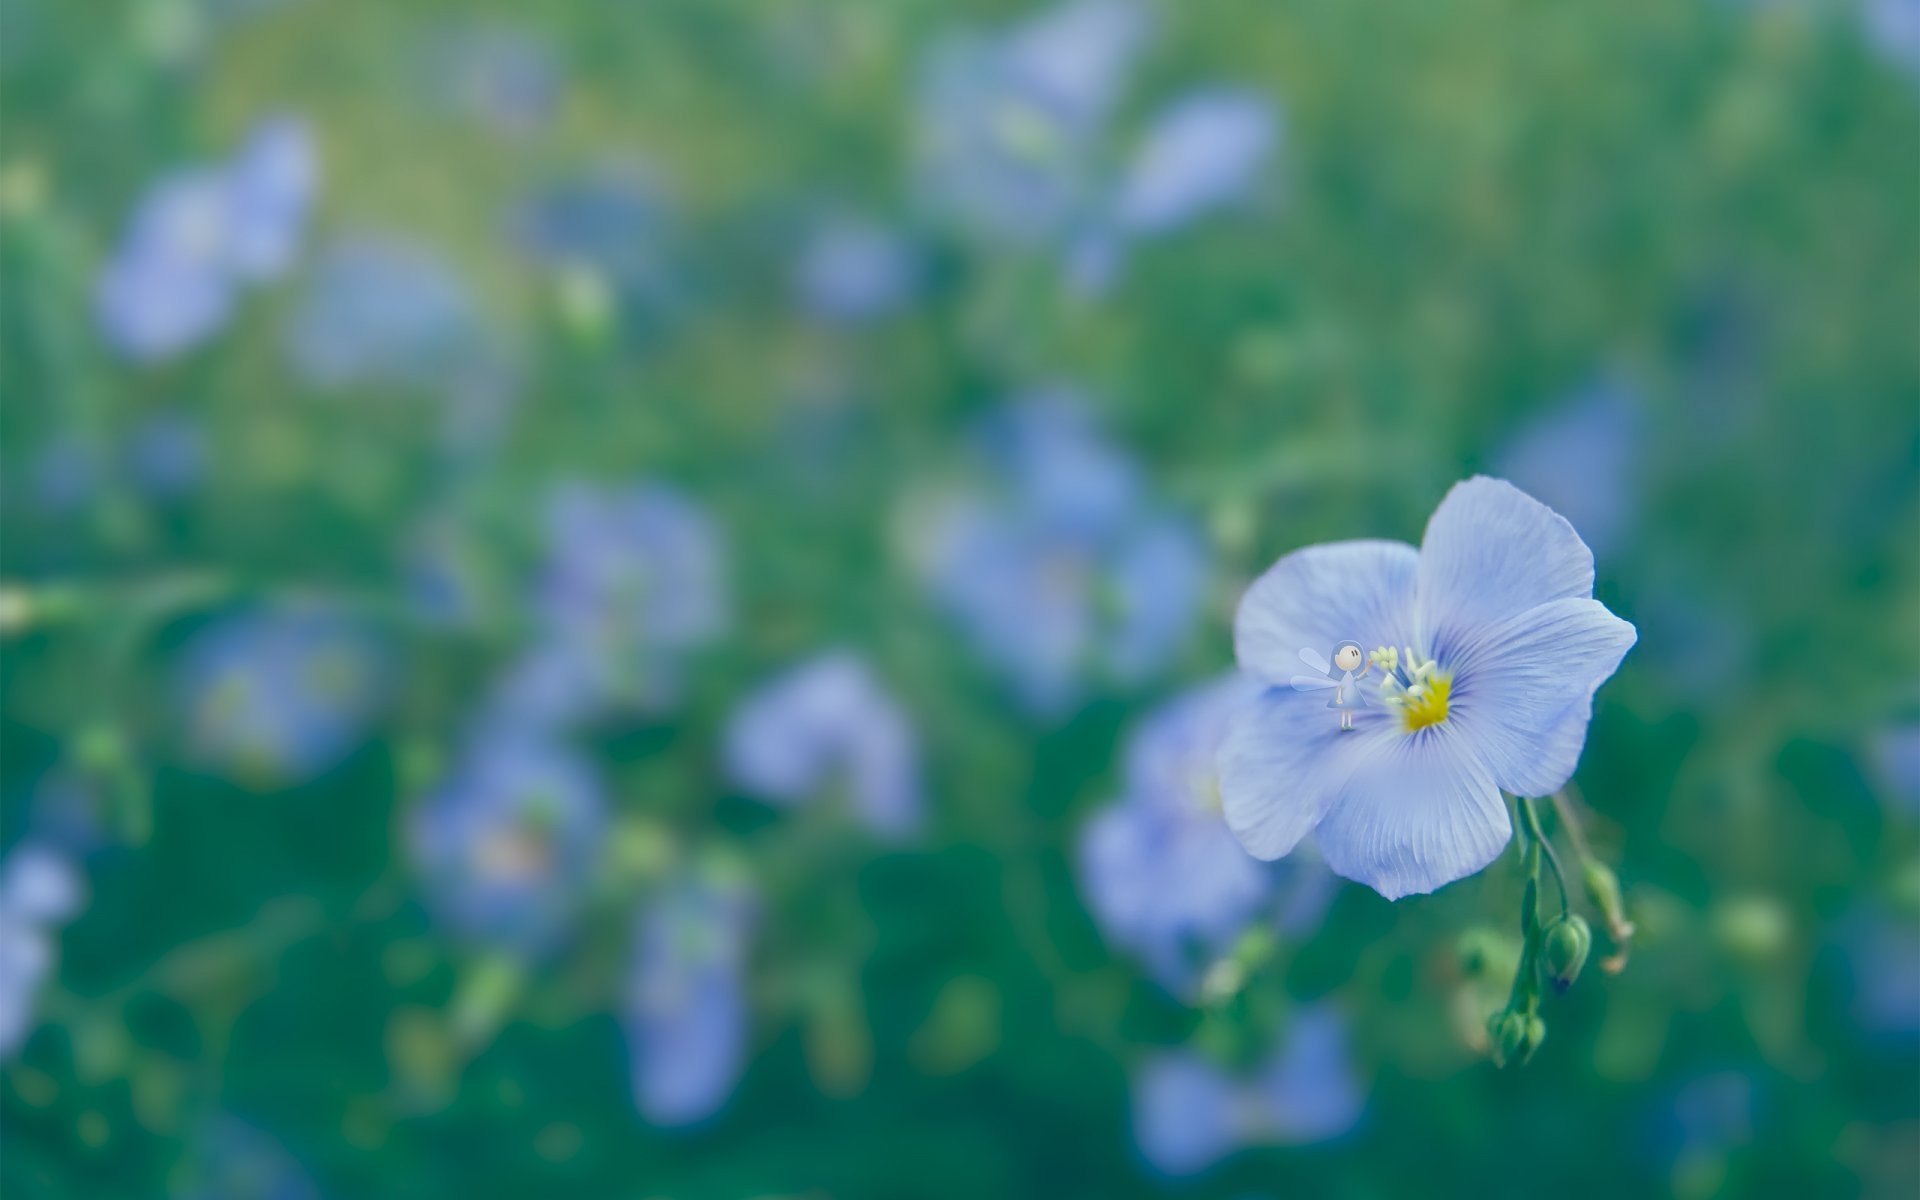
left=1863, top=0, right=1920, bottom=75
left=0, top=843, right=84, bottom=1059
left=1869, top=723, right=1920, bottom=816
left=126, top=412, right=208, bottom=498
left=908, top=394, right=1208, bottom=715
left=1651, top=1071, right=1757, bottom=1171
left=28, top=434, right=105, bottom=513
left=410, top=734, right=608, bottom=956
left=533, top=482, right=729, bottom=716
left=1828, top=903, right=1920, bottom=1039
left=793, top=217, right=920, bottom=325
left=1494, top=378, right=1641, bottom=562
left=1221, top=477, right=1637, bottom=899
left=916, top=0, right=1149, bottom=246
left=625, top=866, right=757, bottom=1128
left=1132, top=1050, right=1240, bottom=1177
left=1113, top=89, right=1279, bottom=236
left=1080, top=673, right=1335, bottom=994
left=1252, top=1006, right=1367, bottom=1145
left=96, top=118, right=316, bottom=362
left=1133, top=1006, right=1365, bottom=1177
left=512, top=164, right=679, bottom=332
left=285, top=234, right=498, bottom=392
left=174, top=1113, right=322, bottom=1200
left=481, top=646, right=603, bottom=733
left=431, top=25, right=561, bottom=135
left=177, top=607, right=388, bottom=787
left=401, top=509, right=502, bottom=632
left=723, top=651, right=923, bottom=838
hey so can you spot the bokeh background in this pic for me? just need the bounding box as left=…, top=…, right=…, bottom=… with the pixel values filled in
left=3, top=0, right=1917, bottom=1196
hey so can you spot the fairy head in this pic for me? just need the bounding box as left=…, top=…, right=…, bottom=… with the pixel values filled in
left=1332, top=640, right=1364, bottom=673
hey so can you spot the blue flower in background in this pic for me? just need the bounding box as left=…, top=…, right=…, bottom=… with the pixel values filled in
left=792, top=217, right=920, bottom=325
left=1869, top=723, right=1920, bottom=816
left=1220, top=477, right=1636, bottom=899
left=512, top=163, right=679, bottom=334
left=1863, top=0, right=1920, bottom=76
left=723, top=651, right=923, bottom=838
left=97, top=118, right=316, bottom=363
left=410, top=735, right=608, bottom=956
left=625, top=866, right=757, bottom=1128
left=916, top=0, right=1279, bottom=288
left=916, top=0, right=1149, bottom=246
left=1112, top=88, right=1279, bottom=237
left=1648, top=1070, right=1758, bottom=1177
left=174, top=1113, right=322, bottom=1200
left=908, top=394, right=1208, bottom=715
left=28, top=434, right=104, bottom=513
left=1080, top=673, right=1336, bottom=994
left=177, top=607, right=388, bottom=788
left=0, top=843, right=84, bottom=1059
left=533, top=482, right=729, bottom=716
left=1252, top=1005, right=1367, bottom=1146
left=127, top=412, right=209, bottom=499
left=1494, top=377, right=1641, bottom=562
left=285, top=234, right=495, bottom=392
left=1827, top=903, right=1920, bottom=1039
left=1132, top=1050, right=1240, bottom=1177
left=430, top=24, right=561, bottom=135
left=1133, top=1006, right=1365, bottom=1177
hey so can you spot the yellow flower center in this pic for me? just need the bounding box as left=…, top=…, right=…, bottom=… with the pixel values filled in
left=1374, top=646, right=1453, bottom=733
left=1397, top=670, right=1452, bottom=732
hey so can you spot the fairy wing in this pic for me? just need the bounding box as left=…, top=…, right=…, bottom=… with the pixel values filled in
left=1290, top=674, right=1339, bottom=692
left=1297, top=646, right=1330, bottom=675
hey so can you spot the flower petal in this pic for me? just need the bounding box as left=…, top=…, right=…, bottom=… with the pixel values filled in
left=1234, top=540, right=1418, bottom=686
left=1312, top=726, right=1510, bottom=899
left=1415, top=477, right=1595, bottom=660
left=1217, top=686, right=1381, bottom=860
left=1448, top=596, right=1636, bottom=798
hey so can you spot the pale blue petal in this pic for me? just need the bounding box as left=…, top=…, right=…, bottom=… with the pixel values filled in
left=1116, top=89, right=1277, bottom=235
left=1414, top=476, right=1595, bottom=659
left=1217, top=685, right=1382, bottom=860
left=0, top=923, right=51, bottom=1058
left=1234, top=539, right=1418, bottom=686
left=1447, top=596, right=1637, bottom=798
left=1312, top=724, right=1509, bottom=899
left=0, top=847, right=82, bottom=925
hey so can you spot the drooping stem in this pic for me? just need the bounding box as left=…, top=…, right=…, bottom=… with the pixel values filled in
left=1516, top=796, right=1570, bottom=915
left=1548, top=788, right=1595, bottom=863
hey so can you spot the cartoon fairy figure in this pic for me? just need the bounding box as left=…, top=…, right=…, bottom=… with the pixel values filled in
left=1291, top=640, right=1371, bottom=731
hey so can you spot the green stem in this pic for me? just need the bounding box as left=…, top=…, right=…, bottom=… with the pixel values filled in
left=1517, top=796, right=1570, bottom=915
left=1548, top=789, right=1596, bottom=863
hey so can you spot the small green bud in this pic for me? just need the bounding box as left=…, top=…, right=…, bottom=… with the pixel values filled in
left=1522, top=1014, right=1547, bottom=1063
left=1487, top=1009, right=1529, bottom=1069
left=1582, top=861, right=1631, bottom=935
left=1542, top=913, right=1593, bottom=993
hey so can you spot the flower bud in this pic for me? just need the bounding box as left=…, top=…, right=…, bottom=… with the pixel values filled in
left=1542, top=913, right=1592, bottom=993
left=1487, top=1009, right=1529, bottom=1068
left=1582, top=861, right=1634, bottom=940
left=1522, top=1014, right=1547, bottom=1063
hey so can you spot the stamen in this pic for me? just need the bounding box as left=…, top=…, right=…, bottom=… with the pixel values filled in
left=1374, top=645, right=1453, bottom=732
